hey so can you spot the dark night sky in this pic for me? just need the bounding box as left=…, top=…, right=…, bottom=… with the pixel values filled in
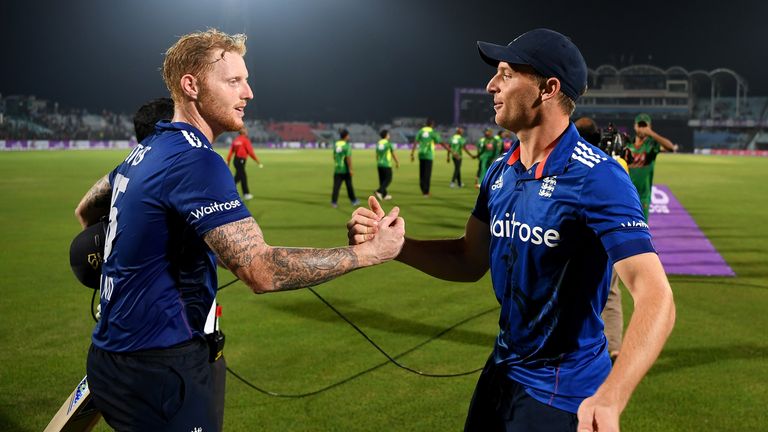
left=2, top=0, right=766, bottom=123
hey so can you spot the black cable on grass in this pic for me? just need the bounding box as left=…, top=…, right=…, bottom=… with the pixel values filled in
left=306, top=286, right=490, bottom=377
left=222, top=277, right=492, bottom=377
left=226, top=303, right=498, bottom=398
left=91, top=276, right=494, bottom=395
left=217, top=278, right=240, bottom=291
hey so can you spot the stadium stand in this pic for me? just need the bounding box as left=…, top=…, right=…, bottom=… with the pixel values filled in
left=3, top=63, right=766, bottom=153
left=331, top=123, right=380, bottom=143
left=266, top=122, right=318, bottom=142
left=454, top=64, right=767, bottom=152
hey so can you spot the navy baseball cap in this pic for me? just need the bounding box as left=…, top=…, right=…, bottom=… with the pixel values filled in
left=477, top=28, right=588, bottom=101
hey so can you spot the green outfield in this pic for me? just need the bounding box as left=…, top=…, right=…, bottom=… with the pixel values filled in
left=0, top=149, right=766, bottom=431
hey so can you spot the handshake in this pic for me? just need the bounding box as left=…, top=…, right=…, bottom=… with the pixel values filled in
left=346, top=196, right=406, bottom=265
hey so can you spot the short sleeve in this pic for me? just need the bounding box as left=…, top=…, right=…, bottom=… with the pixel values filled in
left=472, top=185, right=490, bottom=224
left=472, top=162, right=500, bottom=224
left=164, top=149, right=252, bottom=237
left=581, top=159, right=656, bottom=263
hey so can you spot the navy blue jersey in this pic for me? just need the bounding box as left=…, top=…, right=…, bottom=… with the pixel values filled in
left=94, top=121, right=252, bottom=352
left=472, top=123, right=654, bottom=413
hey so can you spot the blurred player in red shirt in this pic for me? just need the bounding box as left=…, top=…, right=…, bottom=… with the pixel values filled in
left=226, top=127, right=262, bottom=200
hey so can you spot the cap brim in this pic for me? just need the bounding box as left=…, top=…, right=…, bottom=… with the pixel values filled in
left=477, top=41, right=529, bottom=68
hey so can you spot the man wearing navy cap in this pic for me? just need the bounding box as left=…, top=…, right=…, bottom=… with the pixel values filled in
left=348, top=28, right=675, bottom=432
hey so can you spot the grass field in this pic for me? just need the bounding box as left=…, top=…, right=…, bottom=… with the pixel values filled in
left=0, top=148, right=766, bottom=431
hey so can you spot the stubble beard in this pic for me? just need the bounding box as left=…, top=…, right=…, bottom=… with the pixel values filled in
left=198, top=88, right=243, bottom=137
left=496, top=105, right=523, bottom=132
left=496, top=92, right=540, bottom=133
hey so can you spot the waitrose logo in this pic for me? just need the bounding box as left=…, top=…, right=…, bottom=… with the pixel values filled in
left=191, top=200, right=242, bottom=220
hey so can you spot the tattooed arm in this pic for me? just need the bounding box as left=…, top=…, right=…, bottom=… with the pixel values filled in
left=204, top=208, right=405, bottom=294
left=75, top=175, right=111, bottom=228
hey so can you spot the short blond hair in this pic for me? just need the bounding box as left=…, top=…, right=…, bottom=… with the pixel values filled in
left=162, top=29, right=247, bottom=102
left=531, top=73, right=578, bottom=116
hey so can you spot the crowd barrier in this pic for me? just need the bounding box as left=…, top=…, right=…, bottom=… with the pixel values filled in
left=1, top=140, right=466, bottom=151
left=694, top=148, right=768, bottom=157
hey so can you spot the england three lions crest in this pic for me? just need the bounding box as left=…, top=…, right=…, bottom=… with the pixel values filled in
left=539, top=176, right=557, bottom=198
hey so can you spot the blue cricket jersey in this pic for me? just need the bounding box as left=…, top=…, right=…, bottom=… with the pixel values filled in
left=472, top=123, right=655, bottom=413
left=93, top=121, right=252, bottom=352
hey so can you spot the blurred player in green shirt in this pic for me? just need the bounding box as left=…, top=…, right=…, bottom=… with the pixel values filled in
left=500, top=129, right=514, bottom=153
left=375, top=129, right=399, bottom=201
left=410, top=118, right=444, bottom=197
left=447, top=127, right=474, bottom=188
left=331, top=129, right=359, bottom=208
left=475, top=128, right=502, bottom=187
left=626, top=113, right=677, bottom=219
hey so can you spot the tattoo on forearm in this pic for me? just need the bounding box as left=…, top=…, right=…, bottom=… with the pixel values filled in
left=266, top=247, right=359, bottom=291
left=204, top=218, right=263, bottom=273
left=85, top=176, right=112, bottom=209
left=204, top=217, right=360, bottom=292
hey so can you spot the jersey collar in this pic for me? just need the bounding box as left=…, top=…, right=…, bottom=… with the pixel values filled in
left=505, top=122, right=580, bottom=179
left=155, top=121, right=212, bottom=147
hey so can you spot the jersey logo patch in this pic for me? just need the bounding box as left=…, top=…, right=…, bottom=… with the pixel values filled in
left=621, top=220, right=649, bottom=229
left=572, top=141, right=607, bottom=168
left=491, top=175, right=504, bottom=191
left=539, top=176, right=557, bottom=198
left=190, top=199, right=243, bottom=220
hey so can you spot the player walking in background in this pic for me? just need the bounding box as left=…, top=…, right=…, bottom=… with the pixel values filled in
left=410, top=118, right=443, bottom=197
left=348, top=28, right=675, bottom=432
left=448, top=127, right=473, bottom=188
left=626, top=113, right=678, bottom=219
left=226, top=127, right=262, bottom=201
left=474, top=127, right=502, bottom=187
left=375, top=129, right=399, bottom=201
left=332, top=128, right=359, bottom=208
left=74, top=29, right=404, bottom=432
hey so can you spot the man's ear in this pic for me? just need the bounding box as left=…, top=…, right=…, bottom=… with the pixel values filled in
left=541, top=77, right=561, bottom=102
left=180, top=74, right=199, bottom=100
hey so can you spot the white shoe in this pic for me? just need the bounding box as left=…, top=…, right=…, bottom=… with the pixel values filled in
left=375, top=191, right=384, bottom=200
left=449, top=182, right=456, bottom=188
left=383, top=194, right=393, bottom=200
left=243, top=194, right=253, bottom=200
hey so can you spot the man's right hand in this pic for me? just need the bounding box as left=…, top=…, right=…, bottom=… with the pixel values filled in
left=347, top=196, right=386, bottom=245
left=349, top=198, right=405, bottom=264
